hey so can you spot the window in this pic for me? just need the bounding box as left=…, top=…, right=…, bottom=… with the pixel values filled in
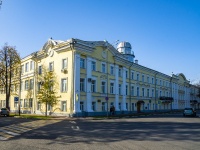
left=80, top=58, right=85, bottom=68
left=102, top=63, right=106, bottom=73
left=119, top=68, right=122, bottom=77
left=147, top=77, right=149, bottom=83
left=131, top=72, right=134, bottom=80
left=101, top=81, right=106, bottom=93
left=160, top=80, right=162, bottom=86
left=102, top=102, right=106, bottom=111
left=137, top=87, right=140, bottom=96
left=25, top=62, right=29, bottom=72
left=142, top=75, right=144, bottom=82
left=132, top=103, right=134, bottom=111
left=160, top=91, right=162, bottom=97
left=91, top=80, right=96, bottom=92
left=156, top=79, right=158, bottom=85
left=91, top=61, right=96, bottom=71
left=126, top=85, right=128, bottom=95
left=38, top=66, right=42, bottom=75
left=126, top=71, right=128, bottom=78
left=25, top=80, right=29, bottom=90
left=119, top=84, right=121, bottom=95
left=30, top=61, right=34, bottom=70
left=110, top=83, right=114, bottom=94
left=24, top=99, right=29, bottom=108
left=61, top=101, right=66, bottom=111
left=92, top=102, right=96, bottom=111
left=110, top=65, right=114, bottom=75
left=142, top=88, right=145, bottom=97
left=137, top=74, right=139, bottom=81
left=152, top=78, right=154, bottom=84
left=49, top=62, right=54, bottom=71
left=62, top=59, right=67, bottom=69
left=14, top=101, right=18, bottom=108
left=61, top=79, right=67, bottom=92
left=80, top=78, right=85, bottom=92
left=131, top=86, right=134, bottom=96
left=30, top=79, right=34, bottom=90
left=147, top=89, right=150, bottom=97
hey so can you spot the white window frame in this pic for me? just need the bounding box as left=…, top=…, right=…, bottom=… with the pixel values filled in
left=61, top=78, right=67, bottom=92
left=91, top=61, right=96, bottom=71
left=80, top=78, right=85, bottom=92
left=49, top=61, right=54, bottom=71
left=80, top=58, right=85, bottom=68
left=61, top=101, right=67, bottom=112
left=110, top=65, right=114, bottom=75
left=101, top=63, right=106, bottom=73
left=101, top=81, right=106, bottom=93
left=62, top=58, right=68, bottom=69
left=110, top=82, right=114, bottom=94
left=91, top=80, right=96, bottom=92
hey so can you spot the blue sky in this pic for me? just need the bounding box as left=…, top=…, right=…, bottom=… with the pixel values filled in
left=0, top=0, right=200, bottom=82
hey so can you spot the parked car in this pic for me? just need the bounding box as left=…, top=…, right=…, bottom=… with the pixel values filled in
left=183, top=108, right=196, bottom=117
left=0, top=108, right=10, bottom=116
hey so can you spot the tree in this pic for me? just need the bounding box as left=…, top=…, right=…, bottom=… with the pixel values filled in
left=0, top=43, right=21, bottom=110
left=37, top=66, right=59, bottom=117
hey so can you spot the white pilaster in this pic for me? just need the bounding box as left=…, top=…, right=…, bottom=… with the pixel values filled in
left=86, top=57, right=93, bottom=112
left=121, top=67, right=127, bottom=111
left=74, top=53, right=81, bottom=113
left=114, top=65, right=119, bottom=111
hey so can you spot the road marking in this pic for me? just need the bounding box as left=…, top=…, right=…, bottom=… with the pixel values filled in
left=0, top=136, right=7, bottom=140
left=70, top=121, right=76, bottom=124
left=71, top=126, right=80, bottom=130
left=0, top=120, right=62, bottom=140
left=0, top=129, right=20, bottom=136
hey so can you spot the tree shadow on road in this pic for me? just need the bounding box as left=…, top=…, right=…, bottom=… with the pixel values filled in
left=9, top=117, right=200, bottom=146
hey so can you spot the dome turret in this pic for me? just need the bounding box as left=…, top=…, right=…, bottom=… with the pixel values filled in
left=117, top=41, right=135, bottom=62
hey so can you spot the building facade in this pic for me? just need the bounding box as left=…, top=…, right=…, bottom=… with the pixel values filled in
left=0, top=38, right=199, bottom=116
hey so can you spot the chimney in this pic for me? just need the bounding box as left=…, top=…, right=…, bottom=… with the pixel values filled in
left=135, top=59, right=138, bottom=64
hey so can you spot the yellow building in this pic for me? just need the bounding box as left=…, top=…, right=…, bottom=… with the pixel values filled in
left=0, top=38, right=199, bottom=116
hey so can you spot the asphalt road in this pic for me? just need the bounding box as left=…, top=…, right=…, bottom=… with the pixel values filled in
left=0, top=112, right=200, bottom=150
